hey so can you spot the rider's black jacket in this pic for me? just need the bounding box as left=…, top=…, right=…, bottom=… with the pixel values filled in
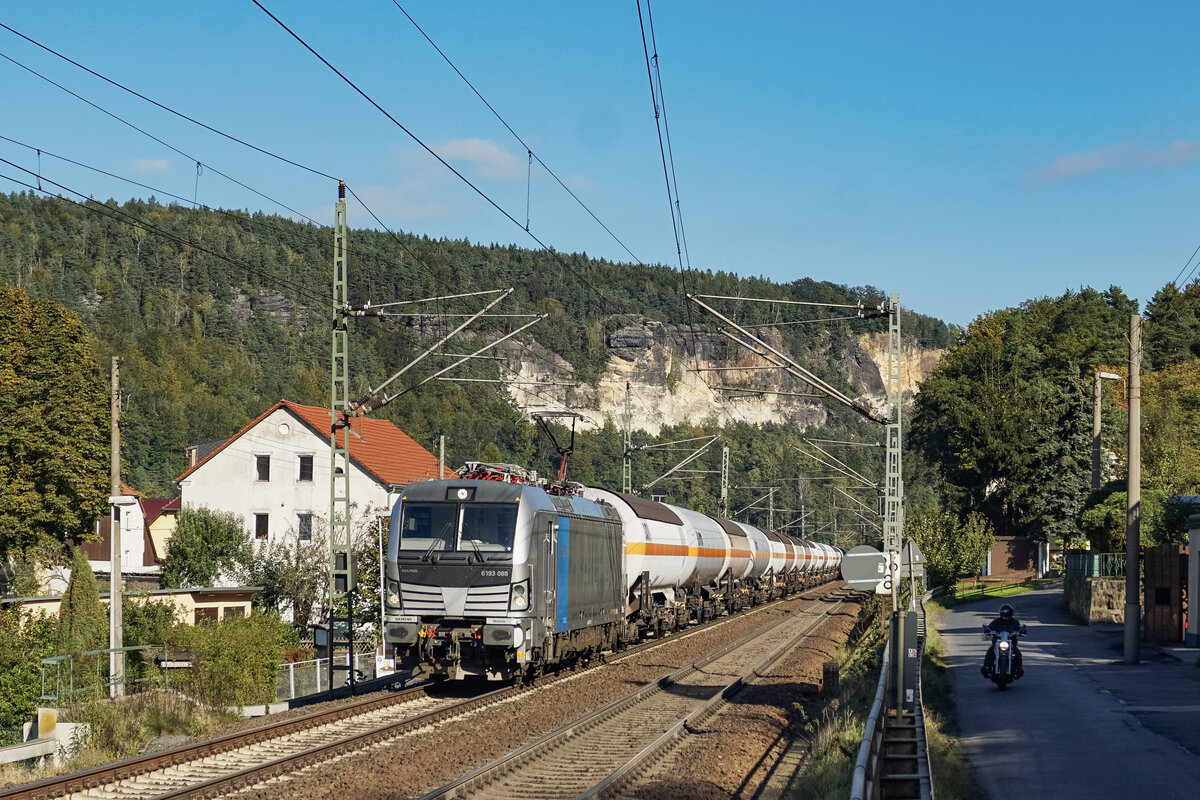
left=985, top=616, right=1023, bottom=634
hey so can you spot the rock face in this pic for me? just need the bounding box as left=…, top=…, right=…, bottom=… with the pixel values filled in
left=229, top=287, right=310, bottom=330
left=497, top=319, right=944, bottom=436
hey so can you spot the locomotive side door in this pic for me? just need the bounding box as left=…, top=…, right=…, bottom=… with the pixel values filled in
left=534, top=512, right=558, bottom=652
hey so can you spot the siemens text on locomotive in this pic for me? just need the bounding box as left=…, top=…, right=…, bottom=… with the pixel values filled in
left=382, top=463, right=843, bottom=683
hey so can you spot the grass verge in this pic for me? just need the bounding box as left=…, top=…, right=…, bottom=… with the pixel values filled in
left=780, top=596, right=886, bottom=798
left=0, top=689, right=238, bottom=790
left=937, top=577, right=1053, bottom=609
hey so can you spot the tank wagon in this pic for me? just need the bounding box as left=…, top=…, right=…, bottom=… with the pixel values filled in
left=383, top=464, right=842, bottom=683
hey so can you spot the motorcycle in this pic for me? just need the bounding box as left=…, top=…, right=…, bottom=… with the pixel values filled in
left=982, top=623, right=1027, bottom=689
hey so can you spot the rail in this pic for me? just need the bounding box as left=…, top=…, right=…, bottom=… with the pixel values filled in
left=850, top=592, right=934, bottom=800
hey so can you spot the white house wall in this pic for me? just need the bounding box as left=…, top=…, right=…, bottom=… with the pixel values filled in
left=84, top=494, right=150, bottom=577
left=178, top=408, right=395, bottom=546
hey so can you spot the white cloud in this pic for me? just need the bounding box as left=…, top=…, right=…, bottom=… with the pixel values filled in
left=567, top=174, right=596, bottom=192
left=1031, top=140, right=1200, bottom=186
left=128, top=158, right=171, bottom=175
left=435, top=138, right=524, bottom=180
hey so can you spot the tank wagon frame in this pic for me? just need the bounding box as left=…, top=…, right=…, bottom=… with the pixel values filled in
left=383, top=464, right=841, bottom=684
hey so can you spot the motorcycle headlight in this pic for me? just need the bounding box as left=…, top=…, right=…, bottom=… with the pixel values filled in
left=999, top=641, right=1009, bottom=650
left=509, top=581, right=529, bottom=611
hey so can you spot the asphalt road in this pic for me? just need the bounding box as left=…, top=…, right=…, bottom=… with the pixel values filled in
left=935, top=584, right=1200, bottom=800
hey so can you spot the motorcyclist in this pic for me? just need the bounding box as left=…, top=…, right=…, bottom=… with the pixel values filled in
left=981, top=603, right=1024, bottom=678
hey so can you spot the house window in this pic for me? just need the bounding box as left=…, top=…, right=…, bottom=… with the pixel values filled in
left=255, top=513, right=269, bottom=540
left=298, top=455, right=314, bottom=482
left=256, top=454, right=270, bottom=481
left=194, top=607, right=218, bottom=623
left=223, top=606, right=245, bottom=619
left=298, top=514, right=313, bottom=542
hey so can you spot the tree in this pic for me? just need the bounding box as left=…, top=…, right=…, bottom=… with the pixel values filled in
left=910, top=289, right=1131, bottom=540
left=0, top=284, right=109, bottom=564
left=160, top=507, right=253, bottom=588
left=905, top=503, right=995, bottom=588
left=1141, top=361, right=1200, bottom=497
left=1144, top=281, right=1200, bottom=369
left=248, top=531, right=328, bottom=627
left=58, top=549, right=107, bottom=655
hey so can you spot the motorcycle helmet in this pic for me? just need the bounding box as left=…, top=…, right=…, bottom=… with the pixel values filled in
left=999, top=604, right=1014, bottom=620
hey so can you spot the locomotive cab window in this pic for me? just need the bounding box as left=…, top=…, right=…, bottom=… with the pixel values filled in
left=396, top=500, right=517, bottom=557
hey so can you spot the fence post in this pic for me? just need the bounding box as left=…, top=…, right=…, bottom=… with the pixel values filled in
left=289, top=662, right=296, bottom=700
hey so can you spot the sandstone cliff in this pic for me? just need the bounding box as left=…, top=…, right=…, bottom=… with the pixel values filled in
left=497, top=320, right=944, bottom=435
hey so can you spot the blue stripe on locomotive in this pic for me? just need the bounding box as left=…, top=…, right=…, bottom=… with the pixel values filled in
left=552, top=497, right=610, bottom=633
left=556, top=515, right=570, bottom=631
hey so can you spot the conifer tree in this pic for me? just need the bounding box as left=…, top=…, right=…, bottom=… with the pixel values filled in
left=58, top=549, right=107, bottom=656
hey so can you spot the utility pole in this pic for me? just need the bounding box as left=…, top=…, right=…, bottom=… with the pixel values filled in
left=1124, top=315, right=1142, bottom=664
left=439, top=435, right=445, bottom=479
left=109, top=356, right=123, bottom=698
left=720, top=446, right=729, bottom=518
left=623, top=383, right=633, bottom=494
left=329, top=181, right=354, bottom=694
left=883, top=294, right=906, bottom=714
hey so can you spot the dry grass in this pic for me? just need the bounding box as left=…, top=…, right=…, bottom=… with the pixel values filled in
left=782, top=602, right=887, bottom=798
left=0, top=690, right=237, bottom=790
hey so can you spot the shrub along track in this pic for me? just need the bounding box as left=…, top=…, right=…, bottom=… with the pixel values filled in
left=1, top=582, right=842, bottom=800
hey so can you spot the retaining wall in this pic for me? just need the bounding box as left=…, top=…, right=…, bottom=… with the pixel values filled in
left=1064, top=576, right=1131, bottom=624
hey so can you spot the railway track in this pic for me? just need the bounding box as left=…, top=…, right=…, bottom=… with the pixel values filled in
left=2, top=581, right=841, bottom=800
left=0, top=684, right=505, bottom=800
left=415, top=587, right=852, bottom=800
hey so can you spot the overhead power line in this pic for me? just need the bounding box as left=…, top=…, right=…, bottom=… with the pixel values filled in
left=0, top=164, right=329, bottom=308
left=389, top=1, right=641, bottom=265
left=0, top=21, right=336, bottom=182
left=252, top=0, right=622, bottom=314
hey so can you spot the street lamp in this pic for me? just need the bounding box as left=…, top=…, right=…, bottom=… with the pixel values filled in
left=1092, top=370, right=1122, bottom=492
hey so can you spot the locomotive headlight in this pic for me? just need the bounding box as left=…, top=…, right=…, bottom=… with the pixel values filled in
left=509, top=580, right=529, bottom=611
left=386, top=580, right=401, bottom=608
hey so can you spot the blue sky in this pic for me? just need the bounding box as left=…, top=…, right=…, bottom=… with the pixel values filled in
left=2, top=1, right=1198, bottom=326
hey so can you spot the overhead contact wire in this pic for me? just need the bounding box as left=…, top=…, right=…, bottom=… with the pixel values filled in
left=389, top=1, right=642, bottom=264
left=251, top=1, right=621, bottom=312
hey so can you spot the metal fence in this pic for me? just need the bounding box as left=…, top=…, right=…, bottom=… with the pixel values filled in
left=274, top=649, right=383, bottom=702
left=1066, top=552, right=1126, bottom=578
left=40, top=645, right=168, bottom=703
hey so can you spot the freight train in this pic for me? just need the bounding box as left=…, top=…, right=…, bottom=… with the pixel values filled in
left=382, top=463, right=842, bottom=683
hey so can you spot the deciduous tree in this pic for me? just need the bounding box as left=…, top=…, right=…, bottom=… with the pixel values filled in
left=0, top=284, right=108, bottom=564
left=160, top=507, right=253, bottom=588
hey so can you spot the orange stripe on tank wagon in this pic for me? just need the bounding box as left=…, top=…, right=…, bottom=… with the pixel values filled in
left=623, top=543, right=780, bottom=561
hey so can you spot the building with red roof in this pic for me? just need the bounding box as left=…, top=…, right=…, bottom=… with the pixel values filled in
left=177, top=400, right=439, bottom=547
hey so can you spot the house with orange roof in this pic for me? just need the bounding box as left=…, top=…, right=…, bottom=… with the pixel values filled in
left=176, top=400, right=440, bottom=547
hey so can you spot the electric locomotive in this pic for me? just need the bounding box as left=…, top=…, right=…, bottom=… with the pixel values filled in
left=384, top=463, right=843, bottom=684
left=383, top=464, right=624, bottom=683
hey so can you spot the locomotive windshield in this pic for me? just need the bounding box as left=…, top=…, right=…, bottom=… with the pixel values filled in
left=396, top=501, right=517, bottom=555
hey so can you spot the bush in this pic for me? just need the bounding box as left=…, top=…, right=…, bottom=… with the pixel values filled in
left=169, top=612, right=288, bottom=707
left=0, top=607, right=57, bottom=745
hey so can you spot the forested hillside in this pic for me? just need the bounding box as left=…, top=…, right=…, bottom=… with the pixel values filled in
left=0, top=191, right=951, bottom=544
left=909, top=282, right=1200, bottom=548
